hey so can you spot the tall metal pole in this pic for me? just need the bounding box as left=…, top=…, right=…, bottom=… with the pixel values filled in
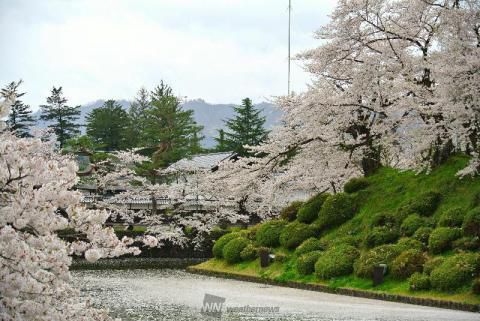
left=288, top=0, right=292, bottom=96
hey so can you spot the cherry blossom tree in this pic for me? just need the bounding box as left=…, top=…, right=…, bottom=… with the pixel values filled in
left=86, top=151, right=247, bottom=249
left=199, top=0, right=480, bottom=216
left=0, top=94, right=141, bottom=320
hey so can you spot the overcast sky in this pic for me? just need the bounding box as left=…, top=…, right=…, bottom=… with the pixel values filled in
left=0, top=0, right=336, bottom=110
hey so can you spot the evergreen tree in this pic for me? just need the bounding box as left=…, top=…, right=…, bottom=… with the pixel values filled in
left=86, top=100, right=131, bottom=151
left=40, top=87, right=81, bottom=148
left=127, top=87, right=150, bottom=147
left=143, top=81, right=204, bottom=167
left=220, top=98, right=268, bottom=156
left=213, top=129, right=230, bottom=152
left=1, top=80, right=35, bottom=137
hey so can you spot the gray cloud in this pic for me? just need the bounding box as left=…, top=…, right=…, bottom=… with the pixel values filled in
left=0, top=0, right=336, bottom=110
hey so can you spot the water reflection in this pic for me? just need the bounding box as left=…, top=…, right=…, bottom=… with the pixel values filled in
left=72, top=269, right=478, bottom=321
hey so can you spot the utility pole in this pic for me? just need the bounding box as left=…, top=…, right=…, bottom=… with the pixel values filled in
left=288, top=0, right=292, bottom=96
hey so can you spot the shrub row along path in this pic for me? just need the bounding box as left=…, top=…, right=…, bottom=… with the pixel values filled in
left=72, top=269, right=478, bottom=321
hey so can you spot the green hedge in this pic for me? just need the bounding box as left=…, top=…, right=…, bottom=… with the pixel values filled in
left=354, top=244, right=401, bottom=278
left=396, top=237, right=425, bottom=252
left=423, top=256, right=445, bottom=275
left=391, top=249, right=426, bottom=280
left=255, top=220, right=287, bottom=247
left=315, top=244, right=359, bottom=279
left=413, top=227, right=433, bottom=244
left=364, top=226, right=400, bottom=248
left=428, top=227, right=462, bottom=254
left=430, top=253, right=480, bottom=291
left=317, top=193, right=356, bottom=230
left=343, top=177, right=369, bottom=193
left=463, top=208, right=480, bottom=237
left=328, top=235, right=362, bottom=248
left=240, top=244, right=258, bottom=261
left=279, top=222, right=315, bottom=249
left=452, top=236, right=480, bottom=251
left=297, top=193, right=329, bottom=224
left=409, top=272, right=431, bottom=291
left=212, top=233, right=239, bottom=258
left=401, top=214, right=425, bottom=236
left=405, top=191, right=442, bottom=216
left=370, top=212, right=398, bottom=228
left=280, top=201, right=304, bottom=222
left=295, top=237, right=324, bottom=256
left=297, top=251, right=323, bottom=275
left=223, top=237, right=249, bottom=264
left=438, top=207, right=465, bottom=227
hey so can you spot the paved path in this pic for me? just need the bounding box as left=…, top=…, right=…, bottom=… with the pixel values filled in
left=73, top=269, right=479, bottom=321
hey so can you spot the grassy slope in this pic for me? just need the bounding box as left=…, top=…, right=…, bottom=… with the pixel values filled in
left=195, top=155, right=480, bottom=305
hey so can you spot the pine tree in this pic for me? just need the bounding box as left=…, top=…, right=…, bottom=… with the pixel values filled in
left=221, top=98, right=268, bottom=156
left=86, top=100, right=131, bottom=151
left=127, top=87, right=150, bottom=147
left=143, top=81, right=204, bottom=167
left=1, top=80, right=35, bottom=137
left=40, top=87, right=81, bottom=148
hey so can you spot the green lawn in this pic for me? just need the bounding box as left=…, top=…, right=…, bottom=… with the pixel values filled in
left=197, top=155, right=480, bottom=306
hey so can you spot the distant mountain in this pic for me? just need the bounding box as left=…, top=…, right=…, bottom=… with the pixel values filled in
left=34, top=99, right=282, bottom=148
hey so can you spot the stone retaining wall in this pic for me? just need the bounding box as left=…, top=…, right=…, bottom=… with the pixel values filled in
left=186, top=266, right=480, bottom=313
left=72, top=257, right=209, bottom=270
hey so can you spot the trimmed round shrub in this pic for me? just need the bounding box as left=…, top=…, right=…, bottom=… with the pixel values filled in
left=364, top=226, right=400, bottom=248
left=430, top=253, right=480, bottom=291
left=280, top=201, right=303, bottom=222
left=409, top=272, right=431, bottom=291
left=370, top=212, right=399, bottom=228
left=212, top=233, right=239, bottom=258
left=438, top=207, right=465, bottom=227
left=463, top=208, right=480, bottom=237
left=223, top=237, right=249, bottom=264
left=318, top=193, right=357, bottom=229
left=401, top=214, right=425, bottom=236
left=428, top=227, right=462, bottom=254
left=297, top=250, right=323, bottom=275
left=413, top=227, right=433, bottom=244
left=354, top=244, right=401, bottom=278
left=297, top=193, right=329, bottom=223
left=472, top=278, right=480, bottom=295
left=343, top=177, right=369, bottom=194
left=391, top=249, right=426, bottom=279
left=279, top=222, right=315, bottom=249
left=396, top=237, right=425, bottom=252
left=453, top=236, right=480, bottom=251
left=406, top=191, right=442, bottom=216
left=240, top=244, right=257, bottom=261
left=295, top=237, right=324, bottom=256
left=328, top=235, right=362, bottom=248
left=423, top=256, right=445, bottom=275
left=255, top=220, right=287, bottom=247
left=314, top=244, right=359, bottom=279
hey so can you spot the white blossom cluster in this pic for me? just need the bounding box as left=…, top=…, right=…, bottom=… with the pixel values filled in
left=0, top=97, right=140, bottom=320
left=199, top=0, right=480, bottom=216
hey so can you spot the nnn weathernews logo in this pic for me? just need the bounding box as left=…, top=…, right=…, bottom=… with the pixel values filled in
left=201, top=293, right=280, bottom=318
left=201, top=294, right=226, bottom=318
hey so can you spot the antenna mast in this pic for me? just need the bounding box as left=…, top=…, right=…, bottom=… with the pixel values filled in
left=288, top=0, right=292, bottom=96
